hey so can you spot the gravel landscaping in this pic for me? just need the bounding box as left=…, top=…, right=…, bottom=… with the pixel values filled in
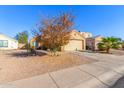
left=0, top=50, right=96, bottom=84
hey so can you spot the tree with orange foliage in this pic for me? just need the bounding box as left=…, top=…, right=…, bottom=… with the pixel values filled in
left=36, top=12, right=74, bottom=55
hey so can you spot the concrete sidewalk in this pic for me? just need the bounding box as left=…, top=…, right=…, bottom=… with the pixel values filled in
left=2, top=51, right=124, bottom=88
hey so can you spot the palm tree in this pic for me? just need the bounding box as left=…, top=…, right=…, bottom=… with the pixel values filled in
left=98, top=37, right=122, bottom=53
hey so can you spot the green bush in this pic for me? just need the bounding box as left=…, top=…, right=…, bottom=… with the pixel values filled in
left=98, top=43, right=106, bottom=51
left=98, top=37, right=122, bottom=53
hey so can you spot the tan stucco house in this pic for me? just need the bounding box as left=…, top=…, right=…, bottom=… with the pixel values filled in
left=62, top=30, right=86, bottom=51
left=86, top=35, right=103, bottom=50
left=30, top=30, right=86, bottom=51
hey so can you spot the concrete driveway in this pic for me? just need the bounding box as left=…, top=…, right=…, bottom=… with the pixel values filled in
left=1, top=51, right=124, bottom=88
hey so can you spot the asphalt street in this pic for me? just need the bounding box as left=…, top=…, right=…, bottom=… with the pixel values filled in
left=111, top=76, right=124, bottom=88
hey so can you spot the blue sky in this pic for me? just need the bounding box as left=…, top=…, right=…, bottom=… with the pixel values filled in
left=0, top=5, right=124, bottom=39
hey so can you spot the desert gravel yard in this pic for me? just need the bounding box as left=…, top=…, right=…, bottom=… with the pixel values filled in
left=0, top=50, right=96, bottom=84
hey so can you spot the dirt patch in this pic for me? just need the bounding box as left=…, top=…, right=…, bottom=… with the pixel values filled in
left=0, top=50, right=96, bottom=84
left=109, top=49, right=124, bottom=56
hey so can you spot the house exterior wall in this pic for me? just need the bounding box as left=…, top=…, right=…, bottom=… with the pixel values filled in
left=63, top=30, right=86, bottom=51
left=30, top=37, right=43, bottom=49
left=86, top=36, right=103, bottom=50
left=0, top=34, right=18, bottom=50
left=64, top=39, right=85, bottom=51
left=94, top=37, right=103, bottom=50
left=86, top=38, right=95, bottom=50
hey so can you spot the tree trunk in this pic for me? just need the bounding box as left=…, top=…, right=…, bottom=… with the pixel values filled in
left=106, top=47, right=110, bottom=53
left=122, top=45, right=124, bottom=50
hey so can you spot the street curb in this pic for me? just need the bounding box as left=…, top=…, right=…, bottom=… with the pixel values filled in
left=3, top=65, right=124, bottom=88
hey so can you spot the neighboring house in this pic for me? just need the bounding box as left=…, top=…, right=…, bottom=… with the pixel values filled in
left=86, top=35, right=103, bottom=50
left=80, top=32, right=92, bottom=38
left=30, top=37, right=43, bottom=49
left=0, top=34, right=18, bottom=50
left=30, top=30, right=86, bottom=51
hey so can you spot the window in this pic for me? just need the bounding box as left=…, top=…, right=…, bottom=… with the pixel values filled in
left=0, top=40, right=8, bottom=47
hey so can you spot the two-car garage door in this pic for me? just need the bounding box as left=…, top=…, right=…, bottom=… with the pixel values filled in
left=64, top=40, right=84, bottom=51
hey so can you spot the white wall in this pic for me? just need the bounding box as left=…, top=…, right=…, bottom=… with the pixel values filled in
left=0, top=35, right=18, bottom=50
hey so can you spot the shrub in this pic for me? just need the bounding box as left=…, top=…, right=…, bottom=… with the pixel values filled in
left=98, top=43, right=106, bottom=51
left=98, top=37, right=122, bottom=53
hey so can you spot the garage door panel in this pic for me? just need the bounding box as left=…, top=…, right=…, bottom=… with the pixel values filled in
left=64, top=40, right=82, bottom=51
